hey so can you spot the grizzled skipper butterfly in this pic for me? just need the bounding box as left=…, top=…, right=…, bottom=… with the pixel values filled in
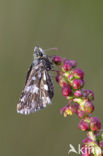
left=17, top=46, right=57, bottom=115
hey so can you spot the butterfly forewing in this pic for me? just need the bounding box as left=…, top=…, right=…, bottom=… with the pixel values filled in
left=17, top=60, right=54, bottom=115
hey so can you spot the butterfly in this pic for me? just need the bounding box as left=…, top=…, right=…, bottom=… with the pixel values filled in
left=17, top=46, right=56, bottom=115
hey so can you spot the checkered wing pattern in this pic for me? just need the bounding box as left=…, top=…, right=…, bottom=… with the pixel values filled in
left=17, top=62, right=54, bottom=115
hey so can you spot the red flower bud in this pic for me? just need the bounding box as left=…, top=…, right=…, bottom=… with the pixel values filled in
left=90, top=117, right=101, bottom=131
left=62, top=62, right=72, bottom=71
left=60, top=105, right=67, bottom=115
left=78, top=120, right=89, bottom=131
left=55, top=75, right=59, bottom=82
left=77, top=110, right=87, bottom=119
left=88, top=90, right=94, bottom=101
left=82, top=89, right=89, bottom=98
left=74, top=90, right=82, bottom=97
left=82, top=138, right=93, bottom=144
left=62, top=82, right=69, bottom=87
left=70, top=103, right=79, bottom=114
left=100, top=142, right=103, bottom=148
left=73, top=68, right=84, bottom=79
left=82, top=89, right=94, bottom=101
left=62, top=86, right=71, bottom=96
left=69, top=60, right=77, bottom=68
left=68, top=74, right=74, bottom=80
left=72, top=79, right=84, bottom=90
left=53, top=56, right=62, bottom=65
left=58, top=77, right=67, bottom=87
left=84, top=100, right=94, bottom=114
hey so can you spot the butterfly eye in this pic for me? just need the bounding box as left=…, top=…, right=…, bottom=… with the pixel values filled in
left=35, top=52, right=43, bottom=57
left=39, top=52, right=43, bottom=57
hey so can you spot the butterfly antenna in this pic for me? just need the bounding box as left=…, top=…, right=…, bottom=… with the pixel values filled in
left=44, top=47, right=59, bottom=52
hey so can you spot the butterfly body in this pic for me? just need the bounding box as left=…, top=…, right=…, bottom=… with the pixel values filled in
left=17, top=46, right=54, bottom=115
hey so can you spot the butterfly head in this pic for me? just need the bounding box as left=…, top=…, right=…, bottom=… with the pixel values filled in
left=33, top=46, right=45, bottom=58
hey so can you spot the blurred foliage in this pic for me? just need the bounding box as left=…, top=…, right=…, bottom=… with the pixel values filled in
left=0, top=0, right=103, bottom=156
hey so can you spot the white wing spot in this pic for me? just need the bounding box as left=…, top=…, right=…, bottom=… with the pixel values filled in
left=46, top=97, right=51, bottom=104
left=37, top=106, right=41, bottom=110
left=43, top=73, right=46, bottom=81
left=42, top=97, right=47, bottom=107
left=21, top=95, right=26, bottom=102
left=17, top=108, right=36, bottom=114
left=35, top=66, right=38, bottom=70
left=25, top=86, right=32, bottom=92
left=32, top=85, right=39, bottom=94
left=25, top=110, right=28, bottom=115
left=43, top=103, right=46, bottom=107
left=32, top=76, right=36, bottom=80
left=38, top=73, right=41, bottom=78
left=25, top=85, right=39, bottom=94
left=31, top=102, right=35, bottom=109
left=17, top=109, right=25, bottom=114
left=44, top=84, right=48, bottom=90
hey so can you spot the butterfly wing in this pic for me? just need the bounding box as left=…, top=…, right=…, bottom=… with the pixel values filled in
left=17, top=62, right=54, bottom=115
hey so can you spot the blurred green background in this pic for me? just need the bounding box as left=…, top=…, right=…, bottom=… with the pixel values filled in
left=0, top=0, right=103, bottom=156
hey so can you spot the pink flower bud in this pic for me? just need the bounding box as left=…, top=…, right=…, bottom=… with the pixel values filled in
left=52, top=56, right=62, bottom=65
left=73, top=68, right=84, bottom=79
left=68, top=74, right=74, bottom=80
left=74, top=90, right=82, bottom=97
left=88, top=90, right=94, bottom=101
left=82, top=89, right=94, bottom=101
left=55, top=75, right=59, bottom=82
left=62, top=86, right=72, bottom=97
left=77, top=110, right=87, bottom=119
left=60, top=105, right=67, bottom=115
left=62, top=61, right=72, bottom=71
left=60, top=102, right=72, bottom=115
left=69, top=60, right=77, bottom=68
left=58, top=77, right=67, bottom=87
left=62, top=82, right=69, bottom=87
left=82, top=89, right=89, bottom=98
left=100, top=142, right=103, bottom=148
left=90, top=117, right=101, bottom=131
left=78, top=120, right=89, bottom=131
left=72, top=79, right=84, bottom=90
left=70, top=103, right=79, bottom=114
left=84, top=100, right=94, bottom=114
left=63, top=58, right=69, bottom=63
left=82, top=138, right=93, bottom=144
